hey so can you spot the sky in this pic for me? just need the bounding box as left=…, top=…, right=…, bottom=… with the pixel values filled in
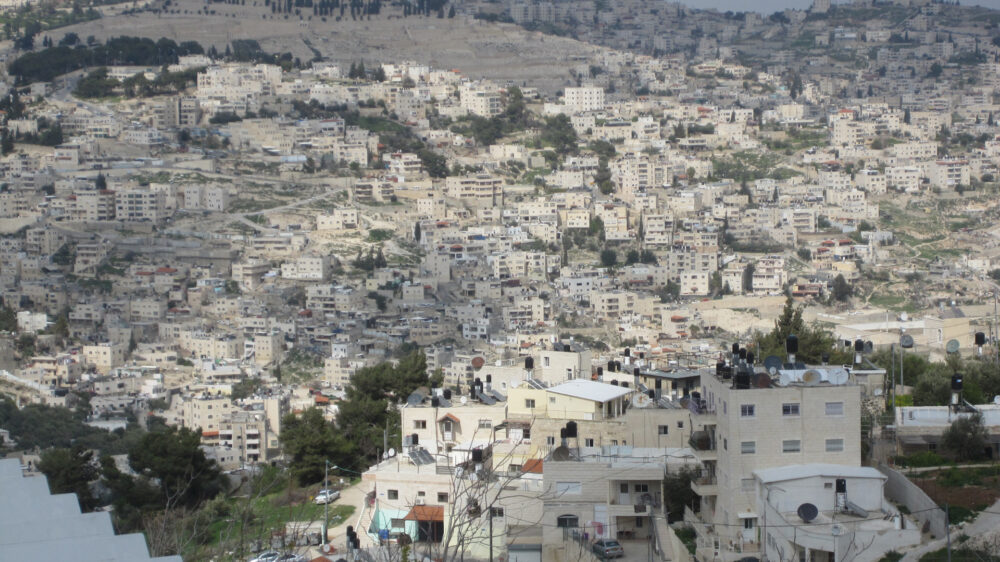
left=675, top=0, right=1000, bottom=14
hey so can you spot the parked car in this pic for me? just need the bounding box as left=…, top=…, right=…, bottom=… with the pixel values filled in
left=249, top=551, right=281, bottom=562
left=592, top=539, right=625, bottom=559
left=313, top=489, right=341, bottom=504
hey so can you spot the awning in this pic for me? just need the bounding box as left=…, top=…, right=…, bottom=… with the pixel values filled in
left=523, top=459, right=543, bottom=474
left=438, top=413, right=460, bottom=424
left=737, top=512, right=758, bottom=519
left=403, top=505, right=444, bottom=522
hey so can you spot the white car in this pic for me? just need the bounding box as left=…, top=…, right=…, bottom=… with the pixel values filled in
left=313, top=489, right=340, bottom=504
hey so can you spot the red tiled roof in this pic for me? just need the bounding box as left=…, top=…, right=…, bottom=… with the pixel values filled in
left=523, top=459, right=543, bottom=474
left=404, top=505, right=444, bottom=522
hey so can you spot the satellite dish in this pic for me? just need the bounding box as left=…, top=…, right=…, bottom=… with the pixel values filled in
left=797, top=503, right=819, bottom=523
left=764, top=356, right=782, bottom=375
left=899, top=312, right=909, bottom=322
left=388, top=447, right=396, bottom=458
left=831, top=524, right=845, bottom=537
left=946, top=339, right=960, bottom=354
left=994, top=395, right=1000, bottom=405
left=551, top=446, right=572, bottom=461
left=779, top=372, right=794, bottom=386
left=802, top=370, right=822, bottom=386
left=460, top=396, right=468, bottom=405
left=631, top=393, right=652, bottom=408
left=900, top=334, right=914, bottom=349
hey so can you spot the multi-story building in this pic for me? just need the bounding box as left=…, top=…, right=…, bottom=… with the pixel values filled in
left=115, top=188, right=166, bottom=223
left=686, top=362, right=862, bottom=562
left=563, top=86, right=606, bottom=113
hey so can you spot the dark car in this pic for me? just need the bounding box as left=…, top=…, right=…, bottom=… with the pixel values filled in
left=592, top=539, right=625, bottom=559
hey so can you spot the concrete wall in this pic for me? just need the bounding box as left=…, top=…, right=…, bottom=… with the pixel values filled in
left=878, top=463, right=946, bottom=539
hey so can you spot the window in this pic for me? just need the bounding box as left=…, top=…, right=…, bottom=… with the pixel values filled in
left=525, top=399, right=536, bottom=408
left=658, top=425, right=669, bottom=435
left=741, top=441, right=756, bottom=454
left=556, top=482, right=582, bottom=495
left=549, top=396, right=556, bottom=403
left=782, top=440, right=801, bottom=453
left=744, top=518, right=755, bottom=530
left=556, top=514, right=579, bottom=528
left=611, top=440, right=618, bottom=446
left=478, top=419, right=492, bottom=429
left=677, top=421, right=684, bottom=429
left=826, top=438, right=845, bottom=452
left=740, top=404, right=756, bottom=417
left=437, top=493, right=449, bottom=503
left=418, top=491, right=426, bottom=496
left=543, top=357, right=550, bottom=367
left=782, top=403, right=800, bottom=416
left=826, top=402, right=844, bottom=416
left=741, top=478, right=755, bottom=492
left=723, top=438, right=728, bottom=450
left=636, top=517, right=644, bottom=528
left=585, top=438, right=595, bottom=447
left=414, top=420, right=427, bottom=429
left=547, top=436, right=556, bottom=445
left=508, top=464, right=522, bottom=474
left=634, top=484, right=649, bottom=493
left=824, top=482, right=833, bottom=489
left=491, top=507, right=505, bottom=518
left=388, top=490, right=399, bottom=500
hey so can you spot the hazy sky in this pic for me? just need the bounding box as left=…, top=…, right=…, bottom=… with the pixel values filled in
left=675, top=0, right=1000, bottom=14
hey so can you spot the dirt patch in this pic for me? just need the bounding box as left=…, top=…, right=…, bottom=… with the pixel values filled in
left=912, top=472, right=1000, bottom=511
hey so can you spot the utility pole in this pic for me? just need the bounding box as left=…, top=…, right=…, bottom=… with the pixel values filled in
left=322, top=460, right=329, bottom=544
left=945, top=503, right=952, bottom=562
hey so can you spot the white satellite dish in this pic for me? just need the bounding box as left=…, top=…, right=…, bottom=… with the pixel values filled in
left=388, top=447, right=396, bottom=458
left=994, top=395, right=1000, bottom=405
left=460, top=396, right=468, bottom=405
left=802, top=370, right=822, bottom=386
left=779, top=372, right=794, bottom=386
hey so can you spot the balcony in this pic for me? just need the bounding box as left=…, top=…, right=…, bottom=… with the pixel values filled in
left=691, top=475, right=718, bottom=497
left=688, top=431, right=717, bottom=461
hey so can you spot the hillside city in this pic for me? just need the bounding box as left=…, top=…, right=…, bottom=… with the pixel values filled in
left=1, top=0, right=1000, bottom=560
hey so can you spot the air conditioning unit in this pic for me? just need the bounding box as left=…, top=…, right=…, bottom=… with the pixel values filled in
left=414, top=498, right=426, bottom=505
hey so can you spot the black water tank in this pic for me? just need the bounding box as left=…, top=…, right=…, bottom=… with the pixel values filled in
left=560, top=428, right=567, bottom=439
left=647, top=390, right=655, bottom=399
left=624, top=348, right=631, bottom=357
left=951, top=373, right=963, bottom=391
left=786, top=334, right=799, bottom=354
left=835, top=479, right=846, bottom=494
left=746, top=352, right=755, bottom=365
left=525, top=357, right=534, bottom=369
left=444, top=389, right=452, bottom=400
left=608, top=361, right=615, bottom=372
left=565, top=421, right=578, bottom=438
left=472, top=448, right=483, bottom=462
left=854, top=339, right=864, bottom=352
left=597, top=366, right=604, bottom=376
left=821, top=353, right=830, bottom=364
left=411, top=433, right=419, bottom=445
left=431, top=396, right=440, bottom=407
left=739, top=348, right=747, bottom=360
left=732, top=342, right=741, bottom=354
left=735, top=372, right=751, bottom=389
left=486, top=374, right=492, bottom=383
left=611, top=380, right=619, bottom=386
left=634, top=367, right=640, bottom=376
left=976, top=332, right=986, bottom=346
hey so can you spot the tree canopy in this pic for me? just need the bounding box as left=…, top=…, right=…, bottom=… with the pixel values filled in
left=756, top=297, right=852, bottom=364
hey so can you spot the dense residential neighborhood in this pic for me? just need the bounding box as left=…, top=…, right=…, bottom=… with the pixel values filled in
left=2, top=0, right=1000, bottom=560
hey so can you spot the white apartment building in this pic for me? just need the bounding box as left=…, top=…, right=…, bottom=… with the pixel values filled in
left=446, top=175, right=503, bottom=206
left=686, top=364, right=862, bottom=562
left=315, top=208, right=360, bottom=230
left=927, top=159, right=970, bottom=189
left=181, top=184, right=230, bottom=211
left=459, top=83, right=502, bottom=118
left=196, top=64, right=282, bottom=101
left=115, top=188, right=166, bottom=223
left=563, top=86, right=606, bottom=113
left=280, top=255, right=331, bottom=281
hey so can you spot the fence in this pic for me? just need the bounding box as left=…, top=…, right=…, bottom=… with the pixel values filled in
left=878, top=463, right=947, bottom=539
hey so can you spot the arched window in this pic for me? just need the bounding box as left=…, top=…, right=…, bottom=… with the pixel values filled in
left=556, top=514, right=579, bottom=528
